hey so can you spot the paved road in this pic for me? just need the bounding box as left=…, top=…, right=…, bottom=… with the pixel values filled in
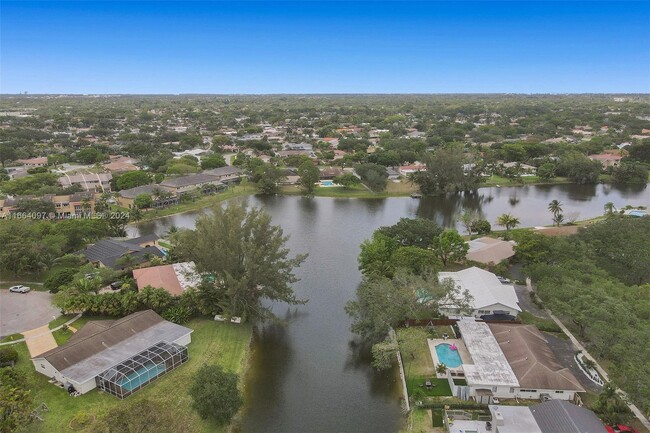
left=0, top=290, right=60, bottom=337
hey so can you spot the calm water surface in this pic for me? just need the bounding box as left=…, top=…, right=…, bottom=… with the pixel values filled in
left=128, top=183, right=647, bottom=433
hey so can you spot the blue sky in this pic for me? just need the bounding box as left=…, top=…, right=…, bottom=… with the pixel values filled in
left=1, top=1, right=649, bottom=94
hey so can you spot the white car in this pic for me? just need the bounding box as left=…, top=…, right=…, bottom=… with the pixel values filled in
left=8, top=285, right=31, bottom=293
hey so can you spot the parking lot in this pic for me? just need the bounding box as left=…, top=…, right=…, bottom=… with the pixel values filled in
left=0, top=290, right=61, bottom=337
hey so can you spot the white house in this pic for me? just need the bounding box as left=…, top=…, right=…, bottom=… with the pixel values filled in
left=32, top=310, right=192, bottom=397
left=438, top=267, right=521, bottom=319
left=451, top=319, right=584, bottom=404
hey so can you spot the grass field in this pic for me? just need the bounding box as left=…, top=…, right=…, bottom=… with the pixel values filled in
left=14, top=317, right=252, bottom=433
left=407, top=377, right=453, bottom=397
left=401, top=408, right=434, bottom=433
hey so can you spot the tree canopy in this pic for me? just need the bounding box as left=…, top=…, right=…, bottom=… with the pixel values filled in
left=189, top=364, right=243, bottom=425
left=172, top=202, right=306, bottom=321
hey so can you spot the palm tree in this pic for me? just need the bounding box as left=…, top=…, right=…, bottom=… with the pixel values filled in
left=497, top=213, right=520, bottom=231
left=604, top=202, right=616, bottom=215
left=552, top=213, right=565, bottom=227
left=548, top=200, right=563, bottom=216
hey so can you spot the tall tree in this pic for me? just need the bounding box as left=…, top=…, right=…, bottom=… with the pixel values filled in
left=345, top=270, right=471, bottom=343
left=297, top=160, right=320, bottom=194
left=172, top=202, right=306, bottom=321
left=548, top=200, right=563, bottom=226
left=431, top=229, right=469, bottom=265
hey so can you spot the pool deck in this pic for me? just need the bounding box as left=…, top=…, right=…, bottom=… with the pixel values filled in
left=427, top=338, right=472, bottom=378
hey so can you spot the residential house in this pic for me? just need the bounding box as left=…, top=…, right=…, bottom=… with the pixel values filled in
left=445, top=400, right=607, bottom=433
left=399, top=164, right=426, bottom=176
left=59, top=173, right=113, bottom=192
left=450, top=318, right=584, bottom=404
left=133, top=262, right=201, bottom=296
left=117, top=184, right=178, bottom=209
left=438, top=267, right=521, bottom=319
left=32, top=310, right=192, bottom=398
left=502, top=162, right=537, bottom=175
left=466, top=237, right=516, bottom=265
left=321, top=137, right=340, bottom=148
left=202, top=166, right=245, bottom=184
left=276, top=149, right=317, bottom=159
left=159, top=173, right=225, bottom=194
left=103, top=155, right=140, bottom=172
left=0, top=192, right=97, bottom=218
left=319, top=167, right=343, bottom=180
left=79, top=236, right=164, bottom=269
left=15, top=156, right=48, bottom=167
left=283, top=142, right=313, bottom=151
left=588, top=153, right=623, bottom=168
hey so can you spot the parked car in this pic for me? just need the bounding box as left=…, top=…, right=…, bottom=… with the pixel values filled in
left=496, top=276, right=511, bottom=284
left=606, top=425, right=638, bottom=433
left=110, top=281, right=122, bottom=290
left=8, top=285, right=31, bottom=293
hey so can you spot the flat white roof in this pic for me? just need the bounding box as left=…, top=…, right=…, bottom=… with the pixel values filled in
left=439, top=267, right=521, bottom=312
left=489, top=405, right=542, bottom=433
left=458, top=318, right=519, bottom=387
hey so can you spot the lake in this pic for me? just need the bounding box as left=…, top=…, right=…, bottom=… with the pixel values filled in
left=127, top=183, right=647, bottom=433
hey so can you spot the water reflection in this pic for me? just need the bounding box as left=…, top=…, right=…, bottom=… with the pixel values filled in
left=126, top=183, right=648, bottom=433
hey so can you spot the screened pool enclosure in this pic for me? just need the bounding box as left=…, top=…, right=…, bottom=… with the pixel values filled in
left=96, top=341, right=188, bottom=398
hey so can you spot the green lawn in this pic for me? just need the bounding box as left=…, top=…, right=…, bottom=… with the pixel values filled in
left=401, top=408, right=434, bottom=433
left=14, top=317, right=252, bottom=433
left=48, top=315, right=77, bottom=330
left=397, top=329, right=435, bottom=378
left=407, top=377, right=453, bottom=397
left=483, top=175, right=571, bottom=187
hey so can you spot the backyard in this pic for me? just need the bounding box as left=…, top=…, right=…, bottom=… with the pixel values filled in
left=397, top=327, right=456, bottom=400
left=12, top=317, right=252, bottom=433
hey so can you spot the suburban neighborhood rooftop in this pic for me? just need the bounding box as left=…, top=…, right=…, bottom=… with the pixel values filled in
left=457, top=318, right=519, bottom=387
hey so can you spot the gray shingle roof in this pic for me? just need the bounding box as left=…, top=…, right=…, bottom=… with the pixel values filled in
left=79, top=239, right=163, bottom=268
left=530, top=400, right=608, bottom=433
left=203, top=166, right=244, bottom=177
left=160, top=173, right=222, bottom=188
left=36, top=310, right=192, bottom=383
left=118, top=184, right=173, bottom=199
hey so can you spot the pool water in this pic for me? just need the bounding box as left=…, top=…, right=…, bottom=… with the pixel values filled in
left=435, top=343, right=462, bottom=368
left=118, top=363, right=166, bottom=391
left=321, top=180, right=334, bottom=186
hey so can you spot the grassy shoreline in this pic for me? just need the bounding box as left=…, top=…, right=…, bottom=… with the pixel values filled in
left=127, top=177, right=613, bottom=222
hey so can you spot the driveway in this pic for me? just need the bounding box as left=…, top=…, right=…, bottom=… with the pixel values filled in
left=514, top=284, right=550, bottom=319
left=544, top=332, right=603, bottom=393
left=22, top=325, right=57, bottom=357
left=0, top=290, right=60, bottom=337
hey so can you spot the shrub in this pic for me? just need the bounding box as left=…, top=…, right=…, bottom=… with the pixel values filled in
left=0, top=347, right=19, bottom=364
left=190, top=364, right=243, bottom=424
left=44, top=267, right=77, bottom=293
left=161, top=305, right=192, bottom=324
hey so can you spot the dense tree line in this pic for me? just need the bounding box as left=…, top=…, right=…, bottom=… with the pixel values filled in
left=513, top=216, right=650, bottom=414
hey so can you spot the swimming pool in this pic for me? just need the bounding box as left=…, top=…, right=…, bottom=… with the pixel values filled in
left=320, top=180, right=335, bottom=187
left=435, top=343, right=462, bottom=368
left=118, top=363, right=166, bottom=391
